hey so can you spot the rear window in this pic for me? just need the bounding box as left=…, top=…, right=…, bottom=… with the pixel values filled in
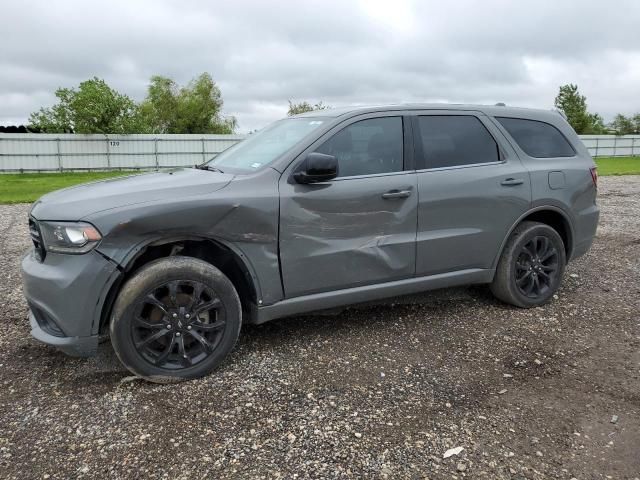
left=496, top=117, right=575, bottom=158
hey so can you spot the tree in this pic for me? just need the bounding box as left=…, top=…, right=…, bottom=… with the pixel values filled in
left=28, top=77, right=146, bottom=134
left=609, top=114, right=637, bottom=135
left=139, top=73, right=236, bottom=134
left=554, top=84, right=605, bottom=134
left=287, top=100, right=329, bottom=116
left=589, top=113, right=607, bottom=134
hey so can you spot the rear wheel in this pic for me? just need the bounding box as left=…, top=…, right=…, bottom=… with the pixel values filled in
left=110, top=256, right=241, bottom=382
left=491, top=221, right=566, bottom=308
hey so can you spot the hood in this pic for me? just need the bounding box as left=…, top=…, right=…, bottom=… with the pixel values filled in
left=30, top=168, right=234, bottom=221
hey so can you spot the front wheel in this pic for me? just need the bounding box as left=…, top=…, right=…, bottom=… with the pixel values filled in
left=491, top=221, right=566, bottom=308
left=110, top=256, right=241, bottom=382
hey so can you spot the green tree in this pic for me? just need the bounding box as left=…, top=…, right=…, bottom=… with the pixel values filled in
left=609, top=114, right=637, bottom=135
left=139, top=73, right=236, bottom=134
left=28, top=77, right=146, bottom=134
left=287, top=100, right=329, bottom=116
left=589, top=113, right=606, bottom=133
left=554, top=84, right=605, bottom=134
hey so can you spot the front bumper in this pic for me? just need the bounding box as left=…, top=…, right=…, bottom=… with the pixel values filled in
left=22, top=249, right=121, bottom=357
left=29, top=310, right=99, bottom=357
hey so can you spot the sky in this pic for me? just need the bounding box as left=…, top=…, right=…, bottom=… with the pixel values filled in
left=2, top=0, right=640, bottom=132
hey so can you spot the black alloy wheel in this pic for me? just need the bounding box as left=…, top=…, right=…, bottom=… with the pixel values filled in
left=514, top=236, right=559, bottom=299
left=110, top=256, right=242, bottom=382
left=132, top=280, right=226, bottom=369
left=490, top=221, right=566, bottom=308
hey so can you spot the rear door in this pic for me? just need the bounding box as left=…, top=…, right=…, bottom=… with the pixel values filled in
left=413, top=111, right=531, bottom=276
left=278, top=114, right=418, bottom=298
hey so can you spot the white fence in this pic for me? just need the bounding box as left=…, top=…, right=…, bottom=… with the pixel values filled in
left=580, top=135, right=640, bottom=158
left=0, top=134, right=245, bottom=172
left=0, top=133, right=637, bottom=172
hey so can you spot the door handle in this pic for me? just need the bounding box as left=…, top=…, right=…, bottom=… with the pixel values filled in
left=382, top=189, right=412, bottom=199
left=500, top=178, right=524, bottom=186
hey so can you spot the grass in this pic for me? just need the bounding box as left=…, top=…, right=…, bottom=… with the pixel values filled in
left=594, top=156, right=640, bottom=176
left=0, top=171, right=135, bottom=204
left=0, top=157, right=638, bottom=204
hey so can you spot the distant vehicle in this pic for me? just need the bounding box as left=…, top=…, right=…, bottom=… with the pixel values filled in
left=22, top=104, right=599, bottom=381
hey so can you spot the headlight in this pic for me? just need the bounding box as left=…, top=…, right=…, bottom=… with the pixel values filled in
left=39, top=221, right=102, bottom=254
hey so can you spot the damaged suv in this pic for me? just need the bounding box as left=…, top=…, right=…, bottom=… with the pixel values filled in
left=22, top=104, right=599, bottom=381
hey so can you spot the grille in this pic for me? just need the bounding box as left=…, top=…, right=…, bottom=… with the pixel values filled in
left=28, top=217, right=46, bottom=262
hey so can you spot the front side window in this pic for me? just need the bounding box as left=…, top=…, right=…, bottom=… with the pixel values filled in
left=495, top=117, right=575, bottom=158
left=315, top=117, right=403, bottom=177
left=417, top=115, right=500, bottom=169
left=206, top=118, right=326, bottom=172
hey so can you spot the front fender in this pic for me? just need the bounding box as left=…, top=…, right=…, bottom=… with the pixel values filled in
left=87, top=171, right=283, bottom=305
left=107, top=233, right=264, bottom=303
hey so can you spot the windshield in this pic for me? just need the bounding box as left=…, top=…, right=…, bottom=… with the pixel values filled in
left=205, top=118, right=326, bottom=172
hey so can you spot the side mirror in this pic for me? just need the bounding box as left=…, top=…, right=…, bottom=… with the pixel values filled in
left=293, top=152, right=338, bottom=184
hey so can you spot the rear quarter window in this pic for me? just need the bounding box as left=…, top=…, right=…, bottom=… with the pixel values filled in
left=495, top=117, right=575, bottom=158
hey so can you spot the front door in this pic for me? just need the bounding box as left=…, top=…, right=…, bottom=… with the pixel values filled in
left=279, top=115, right=418, bottom=298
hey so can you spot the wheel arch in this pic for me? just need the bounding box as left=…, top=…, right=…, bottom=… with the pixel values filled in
left=492, top=206, right=574, bottom=272
left=99, top=235, right=261, bottom=333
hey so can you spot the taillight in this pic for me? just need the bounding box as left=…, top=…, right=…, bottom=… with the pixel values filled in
left=589, top=166, right=598, bottom=189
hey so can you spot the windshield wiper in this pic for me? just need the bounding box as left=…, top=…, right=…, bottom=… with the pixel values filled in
left=196, top=164, right=224, bottom=173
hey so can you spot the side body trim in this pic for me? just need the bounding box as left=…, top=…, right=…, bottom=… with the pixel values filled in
left=254, top=268, right=493, bottom=324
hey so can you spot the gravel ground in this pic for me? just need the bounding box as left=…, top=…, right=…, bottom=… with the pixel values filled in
left=1, top=176, right=639, bottom=480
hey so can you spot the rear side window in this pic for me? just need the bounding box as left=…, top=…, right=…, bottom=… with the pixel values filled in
left=496, top=117, right=575, bottom=158
left=417, top=115, right=500, bottom=169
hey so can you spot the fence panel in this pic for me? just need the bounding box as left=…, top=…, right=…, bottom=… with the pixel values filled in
left=0, top=134, right=246, bottom=172
left=1, top=133, right=637, bottom=172
left=580, top=135, right=640, bottom=158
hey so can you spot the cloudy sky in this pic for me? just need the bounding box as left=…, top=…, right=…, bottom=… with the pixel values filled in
left=3, top=0, right=640, bottom=132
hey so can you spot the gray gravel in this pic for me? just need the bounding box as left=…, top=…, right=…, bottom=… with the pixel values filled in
left=1, top=176, right=639, bottom=479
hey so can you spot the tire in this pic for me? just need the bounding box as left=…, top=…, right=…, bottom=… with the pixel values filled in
left=490, top=221, right=566, bottom=308
left=110, top=256, right=241, bottom=382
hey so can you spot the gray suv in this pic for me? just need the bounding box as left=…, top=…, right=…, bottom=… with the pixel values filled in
left=22, top=104, right=599, bottom=381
